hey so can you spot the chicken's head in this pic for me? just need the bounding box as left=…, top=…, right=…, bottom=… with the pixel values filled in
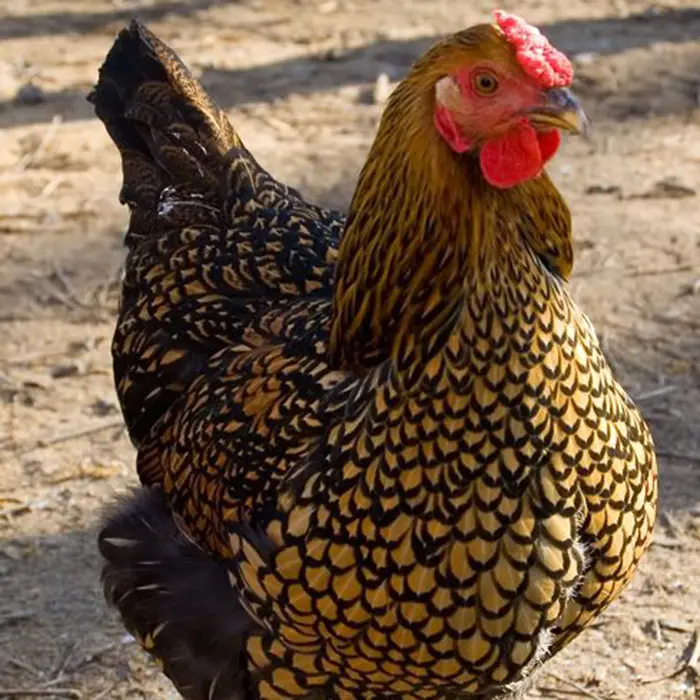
left=426, top=11, right=587, bottom=189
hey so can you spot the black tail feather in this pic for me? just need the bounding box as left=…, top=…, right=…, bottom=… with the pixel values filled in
left=87, top=19, right=244, bottom=238
left=99, top=488, right=257, bottom=700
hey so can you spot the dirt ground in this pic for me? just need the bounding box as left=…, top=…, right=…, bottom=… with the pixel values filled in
left=1, top=0, right=699, bottom=698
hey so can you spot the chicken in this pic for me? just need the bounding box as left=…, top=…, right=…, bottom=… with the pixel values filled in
left=91, top=11, right=658, bottom=700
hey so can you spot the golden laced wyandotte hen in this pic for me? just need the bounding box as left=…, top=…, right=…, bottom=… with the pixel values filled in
left=90, top=10, right=658, bottom=700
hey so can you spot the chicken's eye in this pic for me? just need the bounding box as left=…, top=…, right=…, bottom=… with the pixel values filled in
left=472, top=72, right=499, bottom=95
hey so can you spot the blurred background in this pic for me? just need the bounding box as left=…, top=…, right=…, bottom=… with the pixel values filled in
left=1, top=1, right=699, bottom=698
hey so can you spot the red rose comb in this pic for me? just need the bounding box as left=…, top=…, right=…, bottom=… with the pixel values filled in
left=494, top=10, right=573, bottom=89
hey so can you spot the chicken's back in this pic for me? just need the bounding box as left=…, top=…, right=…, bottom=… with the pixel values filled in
left=89, top=20, right=343, bottom=450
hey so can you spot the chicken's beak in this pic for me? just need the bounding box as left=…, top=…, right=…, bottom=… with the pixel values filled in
left=527, top=87, right=590, bottom=137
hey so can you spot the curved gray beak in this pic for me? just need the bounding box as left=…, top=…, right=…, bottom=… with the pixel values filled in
left=528, top=87, right=590, bottom=137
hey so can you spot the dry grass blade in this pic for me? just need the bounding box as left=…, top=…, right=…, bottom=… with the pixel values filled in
left=660, top=620, right=695, bottom=634
left=63, top=641, right=123, bottom=675
left=91, top=684, right=118, bottom=700
left=651, top=534, right=686, bottom=550
left=687, top=633, right=700, bottom=674
left=626, top=264, right=695, bottom=278
left=537, top=685, right=605, bottom=698
left=0, top=610, right=35, bottom=628
left=48, top=263, right=93, bottom=311
left=8, top=420, right=124, bottom=455
left=640, top=629, right=700, bottom=684
left=0, top=504, right=32, bottom=519
left=542, top=672, right=613, bottom=700
left=659, top=512, right=683, bottom=539
left=635, top=385, right=677, bottom=402
left=13, top=115, right=63, bottom=172
left=0, top=653, right=42, bottom=678
left=49, top=641, right=78, bottom=681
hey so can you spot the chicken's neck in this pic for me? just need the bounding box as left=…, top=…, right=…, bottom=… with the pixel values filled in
left=329, top=89, right=574, bottom=373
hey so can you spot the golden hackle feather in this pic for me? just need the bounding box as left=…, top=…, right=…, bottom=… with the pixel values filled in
left=329, top=26, right=574, bottom=371
left=92, top=18, right=658, bottom=700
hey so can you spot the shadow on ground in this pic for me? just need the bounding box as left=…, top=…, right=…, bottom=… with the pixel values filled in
left=0, top=0, right=241, bottom=40
left=1, top=7, right=700, bottom=129
left=0, top=526, right=113, bottom=683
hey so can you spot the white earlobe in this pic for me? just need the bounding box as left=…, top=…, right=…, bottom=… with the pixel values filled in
left=434, top=76, right=461, bottom=110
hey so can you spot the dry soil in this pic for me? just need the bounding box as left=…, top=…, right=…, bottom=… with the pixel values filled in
left=1, top=0, right=700, bottom=698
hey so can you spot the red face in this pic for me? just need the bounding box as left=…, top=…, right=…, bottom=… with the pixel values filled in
left=434, top=63, right=586, bottom=189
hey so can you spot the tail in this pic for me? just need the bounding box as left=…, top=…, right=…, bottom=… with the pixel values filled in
left=87, top=19, right=277, bottom=241
left=99, top=488, right=258, bottom=700
left=88, top=20, right=288, bottom=450
left=89, top=20, right=340, bottom=457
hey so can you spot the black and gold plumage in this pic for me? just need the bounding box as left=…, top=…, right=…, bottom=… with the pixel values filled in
left=92, top=19, right=658, bottom=700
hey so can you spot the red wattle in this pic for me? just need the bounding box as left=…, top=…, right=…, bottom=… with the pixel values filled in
left=537, top=129, right=561, bottom=164
left=479, top=121, right=546, bottom=189
left=434, top=105, right=472, bottom=153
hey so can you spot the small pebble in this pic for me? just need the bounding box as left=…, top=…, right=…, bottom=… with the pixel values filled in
left=649, top=177, right=696, bottom=199
left=51, top=361, right=84, bottom=379
left=590, top=665, right=607, bottom=684
left=91, top=397, right=118, bottom=416
left=0, top=544, right=22, bottom=561
left=14, top=82, right=45, bottom=105
left=585, top=184, right=622, bottom=197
